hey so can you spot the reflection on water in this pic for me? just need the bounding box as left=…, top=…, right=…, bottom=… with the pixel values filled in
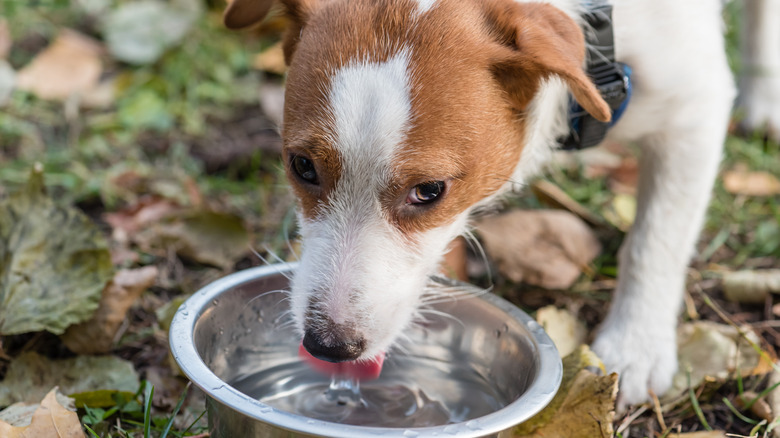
left=230, top=356, right=506, bottom=427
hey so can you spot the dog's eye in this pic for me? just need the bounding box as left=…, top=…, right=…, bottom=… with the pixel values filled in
left=407, top=181, right=445, bottom=205
left=291, top=155, right=318, bottom=185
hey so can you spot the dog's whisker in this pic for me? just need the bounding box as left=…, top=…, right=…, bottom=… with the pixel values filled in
left=281, top=209, right=301, bottom=262
left=416, top=308, right=466, bottom=328
left=462, top=228, right=493, bottom=285
left=248, top=246, right=293, bottom=281
left=243, top=288, right=289, bottom=310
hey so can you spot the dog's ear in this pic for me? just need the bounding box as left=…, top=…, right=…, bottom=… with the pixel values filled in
left=224, top=0, right=318, bottom=64
left=485, top=1, right=611, bottom=122
left=223, top=0, right=275, bottom=30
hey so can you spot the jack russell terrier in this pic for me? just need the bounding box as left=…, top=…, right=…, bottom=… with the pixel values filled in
left=223, top=0, right=736, bottom=407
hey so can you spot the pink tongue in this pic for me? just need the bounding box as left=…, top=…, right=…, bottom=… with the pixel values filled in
left=298, top=343, right=385, bottom=380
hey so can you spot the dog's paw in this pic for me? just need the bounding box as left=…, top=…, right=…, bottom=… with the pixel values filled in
left=591, top=320, right=677, bottom=410
left=739, top=75, right=780, bottom=140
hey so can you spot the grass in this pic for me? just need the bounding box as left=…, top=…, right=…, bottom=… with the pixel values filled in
left=80, top=381, right=205, bottom=438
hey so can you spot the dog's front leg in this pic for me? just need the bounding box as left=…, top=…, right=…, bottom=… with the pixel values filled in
left=591, top=123, right=730, bottom=407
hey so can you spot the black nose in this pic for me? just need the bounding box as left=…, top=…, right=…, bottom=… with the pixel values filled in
left=302, top=330, right=366, bottom=363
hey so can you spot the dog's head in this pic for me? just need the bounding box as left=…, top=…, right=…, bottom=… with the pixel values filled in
left=226, top=0, right=609, bottom=365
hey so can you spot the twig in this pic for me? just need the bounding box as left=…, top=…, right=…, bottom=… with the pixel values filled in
left=616, top=405, right=649, bottom=435
left=649, top=389, right=668, bottom=431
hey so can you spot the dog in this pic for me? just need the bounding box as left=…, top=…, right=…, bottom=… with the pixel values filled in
left=223, top=0, right=736, bottom=407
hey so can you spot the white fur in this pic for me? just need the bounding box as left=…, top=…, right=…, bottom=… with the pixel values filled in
left=412, top=0, right=437, bottom=14
left=289, top=49, right=465, bottom=358
left=737, top=0, right=780, bottom=139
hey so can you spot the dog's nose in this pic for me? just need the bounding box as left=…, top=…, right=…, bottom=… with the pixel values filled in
left=302, top=329, right=366, bottom=363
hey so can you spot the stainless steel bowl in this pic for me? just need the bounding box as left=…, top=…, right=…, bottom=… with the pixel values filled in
left=169, top=264, right=562, bottom=438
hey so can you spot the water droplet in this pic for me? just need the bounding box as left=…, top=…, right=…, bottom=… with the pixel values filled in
left=259, top=406, right=272, bottom=414
left=494, top=329, right=502, bottom=338
left=179, top=310, right=189, bottom=316
left=443, top=425, right=458, bottom=434
left=502, top=323, right=509, bottom=333
left=306, top=419, right=315, bottom=425
left=212, top=299, right=220, bottom=306
left=526, top=320, right=541, bottom=331
left=403, top=430, right=420, bottom=437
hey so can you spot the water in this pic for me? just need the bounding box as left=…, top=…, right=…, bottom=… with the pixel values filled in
left=229, top=356, right=506, bottom=428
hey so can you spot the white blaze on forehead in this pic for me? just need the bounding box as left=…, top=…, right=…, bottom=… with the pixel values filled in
left=327, top=48, right=413, bottom=181
left=412, top=0, right=437, bottom=15
left=289, top=49, right=416, bottom=333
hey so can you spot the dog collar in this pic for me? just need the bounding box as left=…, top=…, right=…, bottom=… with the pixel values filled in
left=559, top=4, right=632, bottom=150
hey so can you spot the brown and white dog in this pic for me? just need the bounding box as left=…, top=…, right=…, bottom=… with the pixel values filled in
left=224, top=0, right=735, bottom=407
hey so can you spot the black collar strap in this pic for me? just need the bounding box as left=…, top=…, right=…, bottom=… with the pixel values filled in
left=559, top=4, right=632, bottom=150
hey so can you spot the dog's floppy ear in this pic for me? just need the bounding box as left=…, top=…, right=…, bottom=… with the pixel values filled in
left=224, top=0, right=318, bottom=64
left=223, top=0, right=275, bottom=30
left=485, top=1, right=611, bottom=122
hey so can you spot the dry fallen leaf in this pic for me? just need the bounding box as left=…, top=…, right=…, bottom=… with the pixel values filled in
left=0, top=388, right=84, bottom=438
left=16, top=29, right=102, bottom=100
left=665, top=321, right=769, bottom=399
left=61, top=266, right=158, bottom=354
left=514, top=345, right=617, bottom=438
left=536, top=306, right=587, bottom=358
left=476, top=209, right=601, bottom=290
left=136, top=210, right=250, bottom=269
left=723, top=269, right=780, bottom=304
left=0, top=352, right=139, bottom=406
left=723, top=169, right=780, bottom=197
left=103, top=197, right=180, bottom=243
left=0, top=165, right=113, bottom=336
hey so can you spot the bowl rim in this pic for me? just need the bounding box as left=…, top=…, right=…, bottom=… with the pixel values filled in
left=169, top=263, right=562, bottom=438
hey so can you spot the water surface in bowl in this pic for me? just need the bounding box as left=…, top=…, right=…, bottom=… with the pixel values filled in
left=230, top=353, right=506, bottom=427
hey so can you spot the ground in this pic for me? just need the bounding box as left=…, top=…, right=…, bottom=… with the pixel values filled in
left=0, top=1, right=778, bottom=437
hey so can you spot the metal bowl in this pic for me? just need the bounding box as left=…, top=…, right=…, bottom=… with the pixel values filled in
left=169, top=264, right=562, bottom=438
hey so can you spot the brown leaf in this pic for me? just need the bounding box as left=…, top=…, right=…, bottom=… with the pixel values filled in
left=136, top=211, right=250, bottom=269
left=16, top=30, right=102, bottom=100
left=0, top=388, right=84, bottom=438
left=476, top=210, right=601, bottom=289
left=514, top=346, right=617, bottom=438
left=105, top=198, right=249, bottom=269
left=103, top=197, right=179, bottom=243
left=723, top=169, right=780, bottom=197
left=61, top=266, right=158, bottom=354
